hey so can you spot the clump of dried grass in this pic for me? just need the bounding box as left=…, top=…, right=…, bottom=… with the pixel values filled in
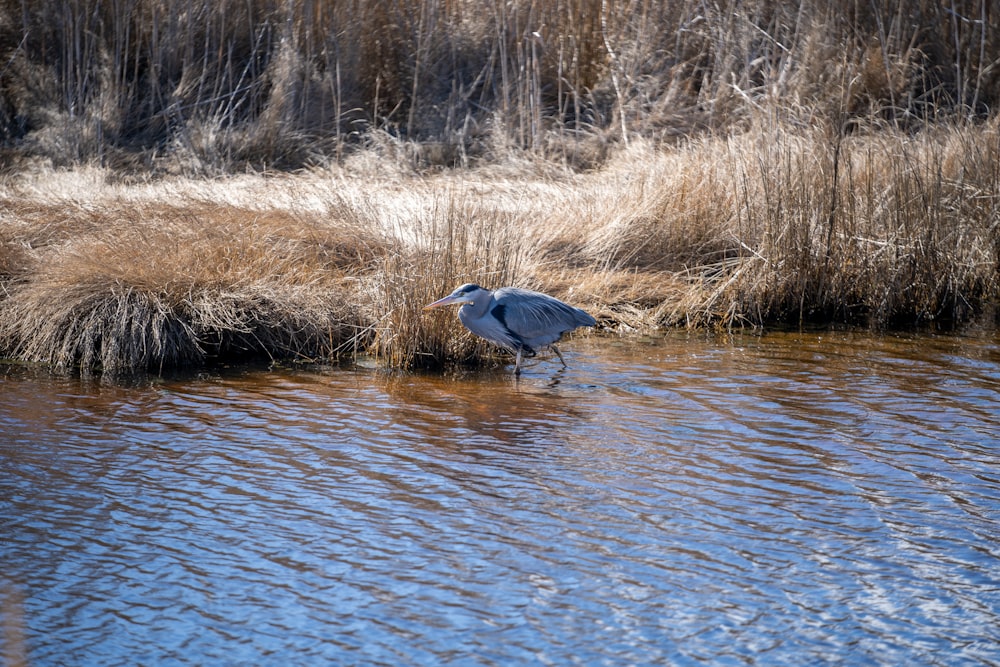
left=0, top=202, right=381, bottom=374
left=718, top=122, right=1000, bottom=328
left=1, top=271, right=201, bottom=373
left=364, top=194, right=539, bottom=370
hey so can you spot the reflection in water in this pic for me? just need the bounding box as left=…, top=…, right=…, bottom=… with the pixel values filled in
left=2, top=330, right=999, bottom=666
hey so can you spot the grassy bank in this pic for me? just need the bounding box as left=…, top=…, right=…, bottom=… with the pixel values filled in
left=0, top=0, right=998, bottom=374
left=1, top=120, right=998, bottom=374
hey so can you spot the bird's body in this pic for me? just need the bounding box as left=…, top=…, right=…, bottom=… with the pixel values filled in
left=424, top=284, right=596, bottom=374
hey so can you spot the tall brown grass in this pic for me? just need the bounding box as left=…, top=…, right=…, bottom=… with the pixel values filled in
left=1, top=0, right=996, bottom=171
left=366, top=194, right=537, bottom=369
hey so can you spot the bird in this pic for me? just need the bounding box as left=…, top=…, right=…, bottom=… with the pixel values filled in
left=424, top=283, right=597, bottom=374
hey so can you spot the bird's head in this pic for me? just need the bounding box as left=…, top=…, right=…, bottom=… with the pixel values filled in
left=423, top=284, right=485, bottom=310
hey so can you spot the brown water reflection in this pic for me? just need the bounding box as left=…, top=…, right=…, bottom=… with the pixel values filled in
left=2, top=329, right=999, bottom=666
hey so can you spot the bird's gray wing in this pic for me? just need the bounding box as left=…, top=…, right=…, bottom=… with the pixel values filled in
left=492, top=288, right=592, bottom=348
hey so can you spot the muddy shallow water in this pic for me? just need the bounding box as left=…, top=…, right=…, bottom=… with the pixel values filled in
left=2, top=330, right=999, bottom=666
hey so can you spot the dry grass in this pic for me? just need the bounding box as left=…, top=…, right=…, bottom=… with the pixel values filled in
left=2, top=0, right=999, bottom=377
left=722, top=121, right=1000, bottom=327
left=2, top=1, right=996, bottom=171
left=366, top=196, right=538, bottom=370
left=0, top=198, right=383, bottom=374
left=1, top=116, right=997, bottom=376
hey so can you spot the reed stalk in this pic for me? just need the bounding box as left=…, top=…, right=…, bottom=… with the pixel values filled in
left=2, top=0, right=995, bottom=170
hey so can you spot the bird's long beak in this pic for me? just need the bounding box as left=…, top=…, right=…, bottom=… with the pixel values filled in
left=423, top=295, right=466, bottom=310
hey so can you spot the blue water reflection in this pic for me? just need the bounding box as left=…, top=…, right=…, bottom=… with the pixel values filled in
left=2, top=330, right=999, bottom=666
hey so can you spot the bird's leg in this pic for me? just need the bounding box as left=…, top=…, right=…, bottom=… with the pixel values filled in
left=551, top=344, right=568, bottom=368
left=514, top=348, right=523, bottom=375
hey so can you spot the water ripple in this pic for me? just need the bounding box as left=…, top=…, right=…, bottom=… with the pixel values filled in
left=2, top=330, right=999, bottom=666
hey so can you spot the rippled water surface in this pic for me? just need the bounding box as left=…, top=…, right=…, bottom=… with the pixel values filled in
left=2, top=330, right=1000, bottom=666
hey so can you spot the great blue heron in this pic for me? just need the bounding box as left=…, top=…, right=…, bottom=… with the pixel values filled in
left=424, top=283, right=597, bottom=374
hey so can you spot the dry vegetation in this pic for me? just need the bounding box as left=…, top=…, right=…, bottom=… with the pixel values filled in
left=0, top=1, right=998, bottom=374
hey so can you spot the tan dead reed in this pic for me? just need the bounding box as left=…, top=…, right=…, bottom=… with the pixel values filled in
left=2, top=1, right=996, bottom=172
left=367, top=194, right=542, bottom=370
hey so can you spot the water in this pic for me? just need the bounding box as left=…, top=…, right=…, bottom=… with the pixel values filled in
left=2, top=330, right=999, bottom=666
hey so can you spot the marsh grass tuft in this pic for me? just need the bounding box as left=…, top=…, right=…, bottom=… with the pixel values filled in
left=722, top=122, right=1000, bottom=328
left=0, top=201, right=380, bottom=374
left=366, top=195, right=537, bottom=370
